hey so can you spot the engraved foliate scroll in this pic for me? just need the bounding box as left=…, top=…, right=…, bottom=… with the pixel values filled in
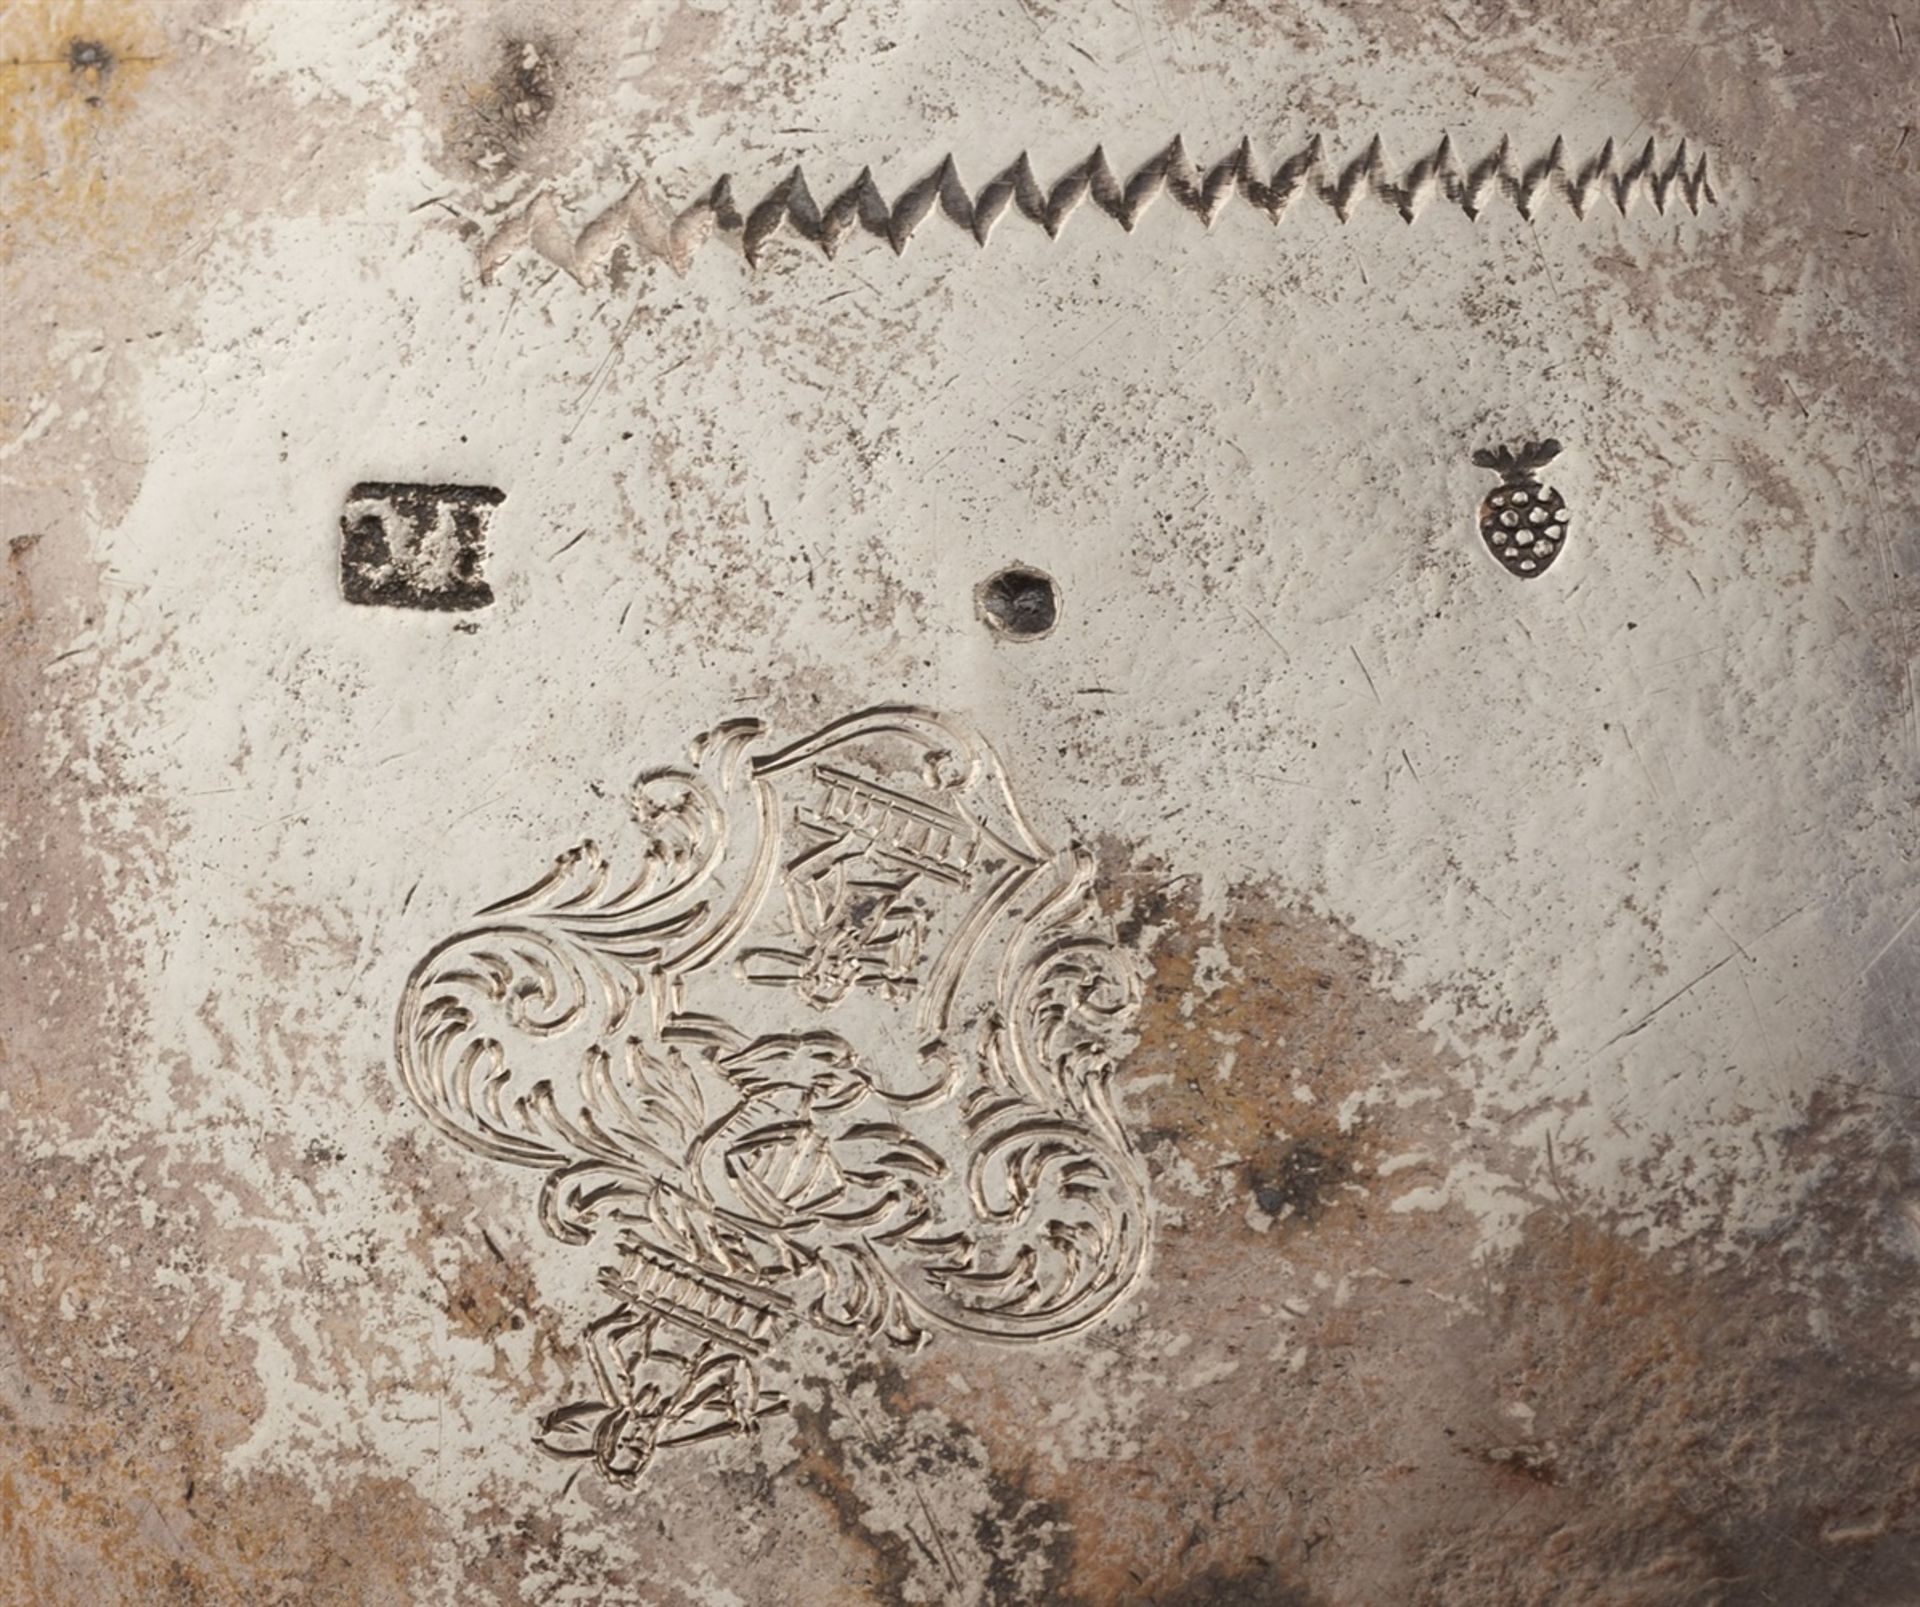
left=395, top=708, right=1147, bottom=1484
left=11, top=3, right=1915, bottom=1601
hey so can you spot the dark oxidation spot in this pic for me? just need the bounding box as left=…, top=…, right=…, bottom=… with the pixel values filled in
left=977, top=566, right=1058, bottom=640
left=976, top=1463, right=1074, bottom=1605
left=455, top=38, right=560, bottom=179
left=498, top=39, right=556, bottom=130
left=66, top=37, right=113, bottom=105
left=1116, top=883, right=1174, bottom=949
left=787, top=1397, right=918, bottom=1602
left=1153, top=1561, right=1329, bottom=1606
left=67, top=37, right=113, bottom=74
left=1247, top=1134, right=1354, bottom=1224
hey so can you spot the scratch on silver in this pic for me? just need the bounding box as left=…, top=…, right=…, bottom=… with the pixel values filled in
left=395, top=707, right=1150, bottom=1485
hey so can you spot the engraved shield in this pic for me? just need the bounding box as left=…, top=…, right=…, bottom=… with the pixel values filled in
left=396, top=706, right=1147, bottom=1464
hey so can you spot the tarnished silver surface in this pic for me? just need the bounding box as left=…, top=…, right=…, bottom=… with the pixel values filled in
left=3, top=2, right=1917, bottom=1604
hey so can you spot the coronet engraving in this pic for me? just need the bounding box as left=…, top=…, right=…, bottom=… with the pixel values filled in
left=395, top=706, right=1150, bottom=1485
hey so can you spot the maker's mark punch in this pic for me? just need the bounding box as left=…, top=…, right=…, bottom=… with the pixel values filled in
left=395, top=707, right=1150, bottom=1486
left=341, top=482, right=503, bottom=611
left=1474, top=441, right=1570, bottom=578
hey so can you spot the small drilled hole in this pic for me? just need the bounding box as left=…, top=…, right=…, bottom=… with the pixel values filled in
left=977, top=566, right=1058, bottom=640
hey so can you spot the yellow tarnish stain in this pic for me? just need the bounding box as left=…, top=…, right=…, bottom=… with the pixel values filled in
left=0, top=0, right=166, bottom=268
left=0, top=0, right=167, bottom=446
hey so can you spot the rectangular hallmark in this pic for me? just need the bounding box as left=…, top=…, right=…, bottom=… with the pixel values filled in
left=340, top=482, right=504, bottom=611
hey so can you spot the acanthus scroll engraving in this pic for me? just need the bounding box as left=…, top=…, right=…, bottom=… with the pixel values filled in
left=395, top=706, right=1150, bottom=1484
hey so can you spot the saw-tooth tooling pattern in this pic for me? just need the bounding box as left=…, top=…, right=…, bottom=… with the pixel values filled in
left=477, top=133, right=1718, bottom=285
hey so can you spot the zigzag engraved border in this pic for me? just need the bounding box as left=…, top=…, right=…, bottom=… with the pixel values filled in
left=477, top=133, right=1718, bottom=285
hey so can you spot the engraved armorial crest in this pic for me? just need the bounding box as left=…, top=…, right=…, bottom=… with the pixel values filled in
left=395, top=707, right=1150, bottom=1485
